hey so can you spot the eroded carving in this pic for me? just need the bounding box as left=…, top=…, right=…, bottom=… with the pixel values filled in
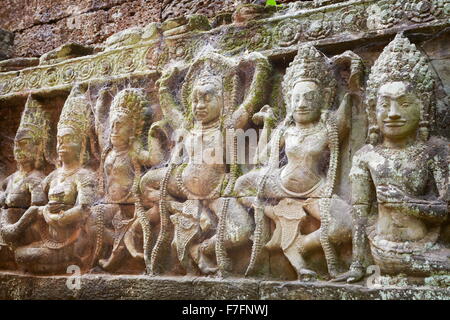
left=140, top=51, right=271, bottom=277
left=335, top=34, right=449, bottom=284
left=12, top=86, right=99, bottom=274
left=93, top=88, right=165, bottom=273
left=0, top=96, right=50, bottom=269
left=0, top=0, right=448, bottom=296
left=234, top=44, right=361, bottom=279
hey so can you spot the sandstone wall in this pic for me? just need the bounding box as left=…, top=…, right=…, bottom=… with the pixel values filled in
left=0, top=0, right=298, bottom=58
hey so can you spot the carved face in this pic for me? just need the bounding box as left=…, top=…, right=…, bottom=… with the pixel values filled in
left=57, top=127, right=82, bottom=163
left=290, top=81, right=324, bottom=125
left=13, top=131, right=37, bottom=166
left=110, top=114, right=133, bottom=149
left=376, top=81, right=421, bottom=141
left=191, top=82, right=223, bottom=125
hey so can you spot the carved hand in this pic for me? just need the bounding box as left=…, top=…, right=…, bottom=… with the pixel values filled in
left=95, top=85, right=114, bottom=116
left=252, top=105, right=275, bottom=126
left=148, top=120, right=166, bottom=138
left=157, top=65, right=181, bottom=91
left=47, top=202, right=65, bottom=214
left=376, top=185, right=410, bottom=203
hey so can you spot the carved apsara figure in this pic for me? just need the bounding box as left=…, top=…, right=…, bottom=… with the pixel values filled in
left=141, top=51, right=271, bottom=276
left=93, top=88, right=165, bottom=273
left=0, top=96, right=50, bottom=268
left=235, top=45, right=361, bottom=278
left=14, top=86, right=99, bottom=274
left=335, top=34, right=449, bottom=283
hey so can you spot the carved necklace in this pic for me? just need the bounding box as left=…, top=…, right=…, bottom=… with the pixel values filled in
left=375, top=142, right=427, bottom=162
left=59, top=166, right=80, bottom=182
left=39, top=216, right=81, bottom=250
left=290, top=122, right=325, bottom=143
left=192, top=119, right=221, bottom=133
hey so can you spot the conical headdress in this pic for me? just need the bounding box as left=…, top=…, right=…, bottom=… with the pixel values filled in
left=181, top=51, right=237, bottom=128
left=17, top=96, right=50, bottom=142
left=58, top=86, right=93, bottom=137
left=57, top=85, right=95, bottom=165
left=16, top=95, right=50, bottom=168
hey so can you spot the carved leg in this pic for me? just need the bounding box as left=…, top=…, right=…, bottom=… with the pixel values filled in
left=194, top=241, right=218, bottom=275
left=98, top=244, right=128, bottom=272
left=0, top=207, right=39, bottom=245
left=208, top=197, right=254, bottom=277
left=135, top=203, right=151, bottom=274
left=283, top=240, right=317, bottom=280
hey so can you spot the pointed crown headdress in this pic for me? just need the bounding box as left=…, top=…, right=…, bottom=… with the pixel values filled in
left=16, top=95, right=51, bottom=168
left=282, top=44, right=337, bottom=112
left=58, top=85, right=93, bottom=137
left=57, top=85, right=95, bottom=165
left=17, top=96, right=50, bottom=143
left=366, top=33, right=435, bottom=128
left=110, top=88, right=148, bottom=137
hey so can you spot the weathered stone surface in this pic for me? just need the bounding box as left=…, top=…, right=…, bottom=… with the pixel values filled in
left=0, top=0, right=162, bottom=58
left=0, top=0, right=448, bottom=300
left=0, top=58, right=39, bottom=72
left=0, top=273, right=448, bottom=300
left=0, top=29, right=14, bottom=60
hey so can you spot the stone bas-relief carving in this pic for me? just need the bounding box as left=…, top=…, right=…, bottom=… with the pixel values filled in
left=235, top=44, right=361, bottom=279
left=335, top=34, right=450, bottom=285
left=92, top=88, right=165, bottom=273
left=0, top=96, right=50, bottom=270
left=141, top=51, right=271, bottom=276
left=9, top=87, right=99, bottom=274
left=0, top=0, right=449, bottom=299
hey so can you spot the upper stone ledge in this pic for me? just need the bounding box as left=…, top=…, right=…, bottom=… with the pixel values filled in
left=0, top=0, right=448, bottom=99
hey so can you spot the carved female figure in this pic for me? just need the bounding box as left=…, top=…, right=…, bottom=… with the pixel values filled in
left=14, top=86, right=98, bottom=274
left=140, top=51, right=271, bottom=276
left=0, top=96, right=49, bottom=266
left=93, top=88, right=165, bottom=272
left=235, top=45, right=360, bottom=278
left=335, top=34, right=449, bottom=282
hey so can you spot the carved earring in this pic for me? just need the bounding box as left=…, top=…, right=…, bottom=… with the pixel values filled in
left=320, top=109, right=329, bottom=123
left=419, top=120, right=429, bottom=142
left=368, top=125, right=379, bottom=145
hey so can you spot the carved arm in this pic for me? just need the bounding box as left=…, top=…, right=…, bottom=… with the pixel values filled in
left=231, top=52, right=272, bottom=130
left=158, top=65, right=186, bottom=129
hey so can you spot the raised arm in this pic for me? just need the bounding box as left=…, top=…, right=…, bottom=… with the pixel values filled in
left=132, top=121, right=169, bottom=167
left=94, top=85, right=115, bottom=151
left=251, top=105, right=285, bottom=166
left=331, top=51, right=364, bottom=141
left=231, top=52, right=272, bottom=130
left=158, top=65, right=186, bottom=129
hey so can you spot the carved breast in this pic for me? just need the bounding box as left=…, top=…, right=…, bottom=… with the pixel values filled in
left=5, top=172, right=31, bottom=208
left=280, top=129, right=328, bottom=194
left=48, top=172, right=78, bottom=206
left=104, top=151, right=134, bottom=202
left=182, top=130, right=226, bottom=198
